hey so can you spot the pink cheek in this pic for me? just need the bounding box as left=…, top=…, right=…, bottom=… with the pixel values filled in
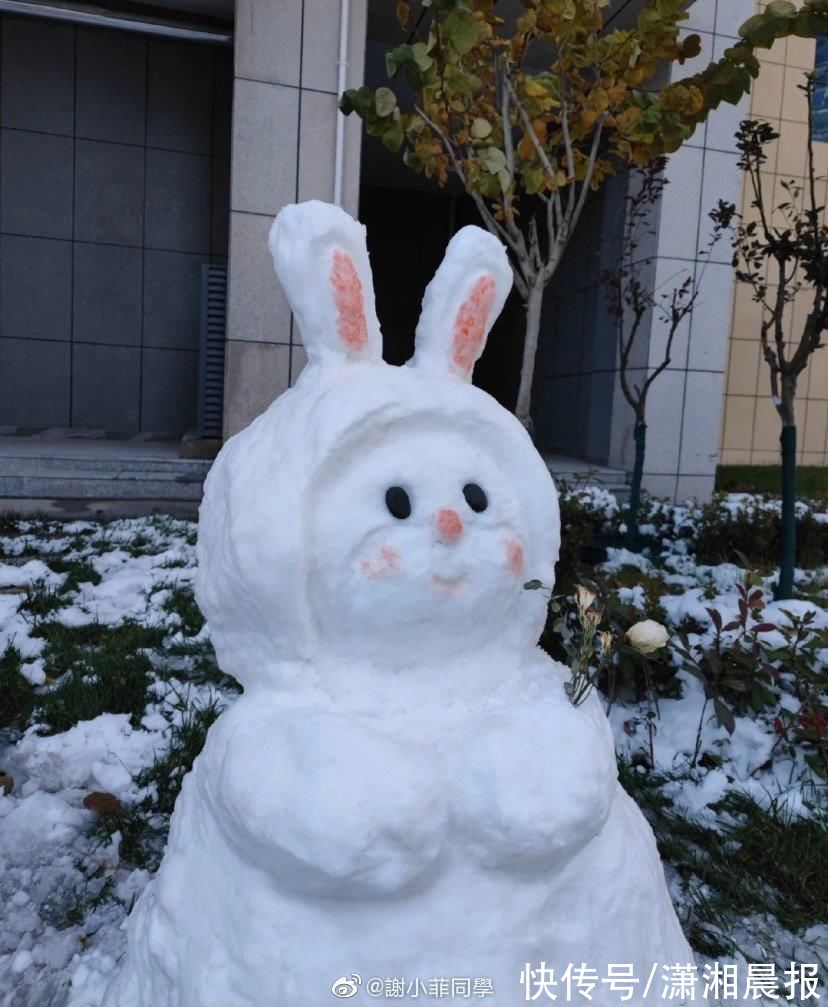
left=361, top=544, right=402, bottom=580
left=505, top=539, right=524, bottom=577
left=379, top=544, right=401, bottom=570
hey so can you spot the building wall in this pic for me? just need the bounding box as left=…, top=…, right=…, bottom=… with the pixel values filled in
left=531, top=175, right=626, bottom=464
left=222, top=0, right=368, bottom=437
left=720, top=26, right=828, bottom=467
left=0, top=14, right=231, bottom=435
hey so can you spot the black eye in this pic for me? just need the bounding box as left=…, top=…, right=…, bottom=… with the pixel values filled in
left=385, top=486, right=411, bottom=520
left=463, top=483, right=487, bottom=513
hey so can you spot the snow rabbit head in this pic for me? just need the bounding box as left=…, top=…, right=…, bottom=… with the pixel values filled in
left=196, top=201, right=559, bottom=689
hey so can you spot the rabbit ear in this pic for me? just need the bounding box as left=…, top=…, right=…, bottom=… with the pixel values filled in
left=269, top=200, right=382, bottom=367
left=411, top=226, right=512, bottom=381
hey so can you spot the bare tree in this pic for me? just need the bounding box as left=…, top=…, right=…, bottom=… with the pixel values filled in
left=603, top=159, right=726, bottom=546
left=712, top=77, right=828, bottom=599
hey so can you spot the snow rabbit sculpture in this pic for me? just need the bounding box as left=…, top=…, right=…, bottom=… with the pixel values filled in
left=103, top=200, right=700, bottom=1007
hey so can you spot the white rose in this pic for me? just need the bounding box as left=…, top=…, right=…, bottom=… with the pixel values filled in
left=625, top=619, right=670, bottom=654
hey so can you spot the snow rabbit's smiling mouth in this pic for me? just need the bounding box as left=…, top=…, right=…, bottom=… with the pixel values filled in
left=430, top=571, right=468, bottom=596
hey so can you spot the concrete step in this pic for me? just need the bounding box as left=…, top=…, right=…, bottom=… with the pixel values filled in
left=0, top=474, right=206, bottom=502
left=0, top=446, right=212, bottom=507
left=0, top=454, right=211, bottom=479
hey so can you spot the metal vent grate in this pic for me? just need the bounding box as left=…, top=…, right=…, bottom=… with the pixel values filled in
left=197, top=263, right=227, bottom=439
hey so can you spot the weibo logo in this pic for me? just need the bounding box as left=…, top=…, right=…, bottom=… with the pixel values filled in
left=331, top=973, right=362, bottom=998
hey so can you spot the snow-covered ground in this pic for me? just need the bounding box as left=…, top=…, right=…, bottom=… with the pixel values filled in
left=0, top=498, right=824, bottom=1006
left=0, top=517, right=234, bottom=1007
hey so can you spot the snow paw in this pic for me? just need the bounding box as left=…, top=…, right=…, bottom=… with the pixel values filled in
left=205, top=703, right=447, bottom=898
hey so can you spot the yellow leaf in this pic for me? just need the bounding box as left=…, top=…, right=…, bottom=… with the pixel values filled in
left=531, top=118, right=548, bottom=141
left=517, top=135, right=535, bottom=160
left=524, top=78, right=549, bottom=98
left=593, top=87, right=609, bottom=111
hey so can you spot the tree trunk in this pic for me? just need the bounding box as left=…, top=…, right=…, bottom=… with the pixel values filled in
left=775, top=422, right=797, bottom=600
left=515, top=284, right=544, bottom=431
left=626, top=418, right=646, bottom=549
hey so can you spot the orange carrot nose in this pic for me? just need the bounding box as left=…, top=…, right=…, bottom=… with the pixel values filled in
left=436, top=508, right=464, bottom=544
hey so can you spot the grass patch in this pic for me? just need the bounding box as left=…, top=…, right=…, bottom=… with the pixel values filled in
left=32, top=621, right=164, bottom=734
left=619, top=759, right=828, bottom=958
left=121, top=531, right=154, bottom=557
left=162, top=585, right=205, bottom=637
left=0, top=511, right=21, bottom=539
left=17, top=580, right=68, bottom=621
left=35, top=621, right=164, bottom=673
left=46, top=557, right=102, bottom=590
left=716, top=465, right=827, bottom=502
left=0, top=645, right=35, bottom=730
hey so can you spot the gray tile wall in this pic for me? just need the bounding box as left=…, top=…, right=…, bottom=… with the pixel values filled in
left=0, top=14, right=232, bottom=435
left=223, top=0, right=367, bottom=437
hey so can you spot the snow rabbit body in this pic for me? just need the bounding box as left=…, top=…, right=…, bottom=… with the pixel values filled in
left=103, top=201, right=700, bottom=1007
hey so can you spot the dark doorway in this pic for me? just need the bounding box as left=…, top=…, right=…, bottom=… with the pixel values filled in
left=360, top=185, right=525, bottom=410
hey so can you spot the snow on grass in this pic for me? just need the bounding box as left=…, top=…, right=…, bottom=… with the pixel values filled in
left=0, top=515, right=236, bottom=1007
left=0, top=497, right=824, bottom=1006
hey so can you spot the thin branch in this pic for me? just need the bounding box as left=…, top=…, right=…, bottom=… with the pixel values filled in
left=421, top=24, right=528, bottom=262
left=511, top=263, right=529, bottom=300
left=772, top=258, right=789, bottom=373
left=750, top=150, right=775, bottom=248
left=572, top=114, right=608, bottom=228
left=501, top=69, right=516, bottom=180
left=617, top=304, right=647, bottom=413
left=642, top=289, right=696, bottom=399
left=543, top=194, right=556, bottom=248
left=560, top=97, right=577, bottom=221
left=805, top=77, right=822, bottom=261
left=504, top=73, right=557, bottom=181
left=528, top=215, right=542, bottom=272
left=414, top=104, right=528, bottom=262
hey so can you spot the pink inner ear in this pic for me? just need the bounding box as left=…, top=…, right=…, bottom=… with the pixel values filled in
left=452, top=275, right=496, bottom=374
left=331, top=249, right=369, bottom=353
